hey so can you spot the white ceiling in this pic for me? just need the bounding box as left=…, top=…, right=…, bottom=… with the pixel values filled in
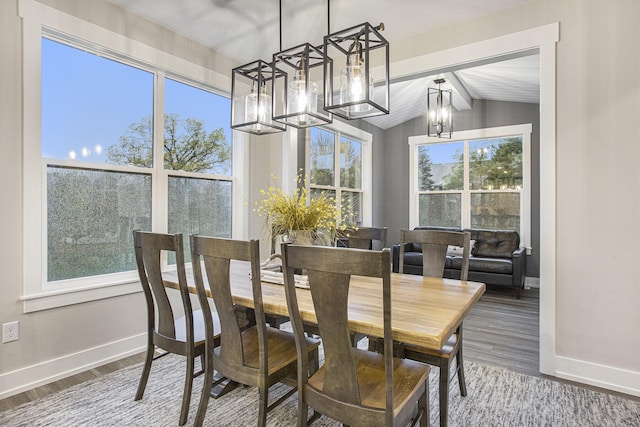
left=104, top=0, right=540, bottom=129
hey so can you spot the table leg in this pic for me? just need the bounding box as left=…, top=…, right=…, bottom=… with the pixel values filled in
left=210, top=371, right=238, bottom=399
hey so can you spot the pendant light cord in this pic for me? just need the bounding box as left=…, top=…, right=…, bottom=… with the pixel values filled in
left=327, top=0, right=330, bottom=34
left=279, top=0, right=282, bottom=52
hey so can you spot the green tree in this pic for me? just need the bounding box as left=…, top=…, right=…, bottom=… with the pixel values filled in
left=441, top=148, right=465, bottom=190
left=417, top=148, right=435, bottom=190
left=310, top=131, right=334, bottom=186
left=441, top=137, right=522, bottom=190
left=107, top=113, right=231, bottom=173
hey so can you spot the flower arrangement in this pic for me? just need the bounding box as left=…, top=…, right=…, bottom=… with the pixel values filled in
left=255, top=175, right=340, bottom=246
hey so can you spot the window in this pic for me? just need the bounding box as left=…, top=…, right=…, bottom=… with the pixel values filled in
left=22, top=19, right=237, bottom=312
left=308, top=123, right=372, bottom=227
left=409, top=124, right=531, bottom=247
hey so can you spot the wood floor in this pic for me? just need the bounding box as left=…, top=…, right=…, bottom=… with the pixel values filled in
left=1, top=286, right=637, bottom=412
left=463, top=285, right=540, bottom=378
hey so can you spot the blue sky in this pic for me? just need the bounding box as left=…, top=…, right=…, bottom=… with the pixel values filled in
left=41, top=38, right=231, bottom=164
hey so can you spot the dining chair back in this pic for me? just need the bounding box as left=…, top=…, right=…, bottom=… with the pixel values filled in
left=399, top=228, right=471, bottom=280
left=190, top=235, right=320, bottom=427
left=341, top=226, right=388, bottom=250
left=397, top=228, right=472, bottom=427
left=133, top=230, right=218, bottom=426
left=281, top=244, right=430, bottom=426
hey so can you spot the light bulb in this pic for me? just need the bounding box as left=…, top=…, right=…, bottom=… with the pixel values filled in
left=340, top=64, right=374, bottom=114
left=244, top=82, right=272, bottom=132
left=287, top=71, right=317, bottom=125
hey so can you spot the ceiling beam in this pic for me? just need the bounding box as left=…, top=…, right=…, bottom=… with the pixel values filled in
left=444, top=72, right=472, bottom=110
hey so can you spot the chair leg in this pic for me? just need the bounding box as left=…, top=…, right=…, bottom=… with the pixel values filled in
left=135, top=342, right=154, bottom=401
left=455, top=325, right=467, bottom=397
left=179, top=356, right=195, bottom=426
left=456, top=346, right=467, bottom=397
left=258, top=386, right=268, bottom=427
left=298, top=390, right=308, bottom=427
left=194, top=352, right=214, bottom=427
left=438, top=359, right=450, bottom=427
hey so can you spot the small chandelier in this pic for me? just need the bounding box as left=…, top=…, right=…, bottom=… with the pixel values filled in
left=231, top=60, right=286, bottom=135
left=272, top=43, right=332, bottom=128
left=324, top=22, right=389, bottom=120
left=427, top=78, right=453, bottom=138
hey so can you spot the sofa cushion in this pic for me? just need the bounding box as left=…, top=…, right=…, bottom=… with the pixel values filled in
left=450, top=256, right=513, bottom=274
left=467, top=229, right=519, bottom=258
left=403, top=252, right=424, bottom=266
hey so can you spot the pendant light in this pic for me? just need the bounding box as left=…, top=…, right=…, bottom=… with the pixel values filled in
left=272, top=1, right=332, bottom=128
left=427, top=78, right=453, bottom=138
left=324, top=22, right=389, bottom=120
left=230, top=1, right=287, bottom=135
left=231, top=60, right=286, bottom=135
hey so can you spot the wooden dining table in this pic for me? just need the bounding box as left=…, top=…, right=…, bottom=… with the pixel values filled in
left=165, top=260, right=485, bottom=351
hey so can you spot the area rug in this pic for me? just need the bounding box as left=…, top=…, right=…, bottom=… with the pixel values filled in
left=1, top=354, right=638, bottom=426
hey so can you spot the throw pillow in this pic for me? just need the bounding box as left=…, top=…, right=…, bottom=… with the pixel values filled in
left=446, top=240, right=475, bottom=256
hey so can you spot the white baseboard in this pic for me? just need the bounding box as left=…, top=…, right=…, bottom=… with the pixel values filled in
left=554, top=355, right=640, bottom=397
left=0, top=333, right=147, bottom=400
left=525, top=276, right=540, bottom=288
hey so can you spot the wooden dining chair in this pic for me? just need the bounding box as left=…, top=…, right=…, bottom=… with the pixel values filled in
left=398, top=228, right=471, bottom=427
left=340, top=226, right=388, bottom=250
left=190, top=235, right=320, bottom=427
left=133, top=230, right=221, bottom=426
left=282, top=244, right=430, bottom=427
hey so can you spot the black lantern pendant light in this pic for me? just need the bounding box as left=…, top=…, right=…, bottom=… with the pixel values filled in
left=427, top=78, right=453, bottom=138
left=272, top=0, right=332, bottom=128
left=231, top=60, right=286, bottom=135
left=324, top=21, right=389, bottom=120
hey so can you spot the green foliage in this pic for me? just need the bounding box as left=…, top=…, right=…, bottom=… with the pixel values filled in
left=255, top=174, right=341, bottom=245
left=107, top=113, right=231, bottom=173
left=441, top=137, right=522, bottom=190
left=418, top=148, right=435, bottom=190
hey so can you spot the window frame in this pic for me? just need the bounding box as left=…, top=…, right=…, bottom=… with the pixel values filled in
left=20, top=2, right=245, bottom=312
left=305, top=120, right=373, bottom=227
left=408, top=124, right=532, bottom=248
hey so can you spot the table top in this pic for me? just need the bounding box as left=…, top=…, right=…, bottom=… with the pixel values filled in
left=165, top=261, right=485, bottom=350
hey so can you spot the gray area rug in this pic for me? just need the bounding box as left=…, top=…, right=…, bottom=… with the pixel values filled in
left=1, top=353, right=638, bottom=426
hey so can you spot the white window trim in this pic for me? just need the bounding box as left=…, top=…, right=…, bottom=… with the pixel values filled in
left=19, top=0, right=241, bottom=312
left=408, top=123, right=532, bottom=248
left=306, top=120, right=373, bottom=226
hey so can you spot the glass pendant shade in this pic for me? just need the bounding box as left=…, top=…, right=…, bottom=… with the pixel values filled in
left=427, top=81, right=453, bottom=138
left=231, top=60, right=286, bottom=135
left=340, top=63, right=374, bottom=114
left=273, top=43, right=332, bottom=128
left=324, top=22, right=389, bottom=120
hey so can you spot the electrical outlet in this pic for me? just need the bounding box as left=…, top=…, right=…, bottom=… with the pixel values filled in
left=2, top=321, right=19, bottom=343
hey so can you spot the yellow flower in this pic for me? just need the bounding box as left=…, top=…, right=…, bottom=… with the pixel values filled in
left=255, top=174, right=341, bottom=245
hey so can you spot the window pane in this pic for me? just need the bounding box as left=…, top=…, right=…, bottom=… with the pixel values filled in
left=340, top=137, right=361, bottom=188
left=418, top=193, right=461, bottom=228
left=418, top=142, right=464, bottom=191
left=47, top=166, right=151, bottom=281
left=341, top=191, right=362, bottom=227
left=471, top=192, right=520, bottom=230
left=469, top=137, right=522, bottom=190
left=42, top=38, right=153, bottom=165
left=168, top=177, right=232, bottom=262
left=164, top=79, right=232, bottom=175
left=309, top=128, right=335, bottom=185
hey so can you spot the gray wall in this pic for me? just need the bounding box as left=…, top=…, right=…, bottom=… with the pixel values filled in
left=381, top=100, right=540, bottom=277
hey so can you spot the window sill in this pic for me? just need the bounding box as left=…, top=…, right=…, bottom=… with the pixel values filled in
left=21, top=280, right=141, bottom=313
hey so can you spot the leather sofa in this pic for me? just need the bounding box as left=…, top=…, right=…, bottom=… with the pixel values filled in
left=392, top=227, right=527, bottom=298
